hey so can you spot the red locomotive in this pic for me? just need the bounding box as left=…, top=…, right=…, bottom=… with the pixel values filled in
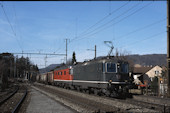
left=53, top=66, right=73, bottom=81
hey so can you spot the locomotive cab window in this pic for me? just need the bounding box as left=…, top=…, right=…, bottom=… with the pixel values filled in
left=106, top=63, right=117, bottom=73
left=120, top=63, right=129, bottom=73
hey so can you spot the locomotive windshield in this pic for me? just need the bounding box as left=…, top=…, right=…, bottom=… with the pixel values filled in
left=106, top=63, right=117, bottom=73
left=120, top=63, right=129, bottom=73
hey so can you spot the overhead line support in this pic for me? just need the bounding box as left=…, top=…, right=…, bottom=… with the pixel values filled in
left=9, top=53, right=66, bottom=56
left=65, top=39, right=70, bottom=64
left=167, top=0, right=170, bottom=97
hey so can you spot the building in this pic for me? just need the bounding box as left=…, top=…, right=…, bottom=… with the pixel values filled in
left=146, top=65, right=163, bottom=80
left=132, top=65, right=168, bottom=96
left=132, top=66, right=153, bottom=87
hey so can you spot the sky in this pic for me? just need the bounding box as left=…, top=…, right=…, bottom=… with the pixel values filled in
left=0, top=1, right=167, bottom=69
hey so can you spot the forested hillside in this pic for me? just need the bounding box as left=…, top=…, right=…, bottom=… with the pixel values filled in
left=126, top=54, right=166, bottom=66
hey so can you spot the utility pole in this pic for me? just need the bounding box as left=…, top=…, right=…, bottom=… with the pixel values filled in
left=44, top=55, right=47, bottom=72
left=167, top=0, right=170, bottom=97
left=14, top=56, right=16, bottom=78
left=65, top=39, right=69, bottom=64
left=95, top=45, right=96, bottom=59
left=87, top=45, right=97, bottom=59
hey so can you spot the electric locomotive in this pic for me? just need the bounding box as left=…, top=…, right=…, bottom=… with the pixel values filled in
left=72, top=56, right=130, bottom=97
left=37, top=56, right=131, bottom=98
left=53, top=66, right=73, bottom=88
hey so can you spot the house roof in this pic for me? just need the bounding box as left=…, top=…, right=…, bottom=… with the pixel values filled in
left=133, top=66, right=153, bottom=74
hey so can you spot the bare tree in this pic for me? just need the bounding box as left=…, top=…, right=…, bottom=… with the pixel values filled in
left=114, top=48, right=134, bottom=72
left=0, top=60, right=8, bottom=91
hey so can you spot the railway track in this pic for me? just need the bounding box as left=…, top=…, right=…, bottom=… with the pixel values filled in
left=34, top=84, right=123, bottom=112
left=0, top=84, right=27, bottom=113
left=74, top=85, right=170, bottom=112
left=124, top=98, right=170, bottom=112
left=34, top=83, right=158, bottom=113
left=93, top=92, right=170, bottom=113
left=0, top=85, right=18, bottom=106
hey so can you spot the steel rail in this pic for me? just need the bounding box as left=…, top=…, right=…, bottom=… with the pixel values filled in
left=125, top=98, right=170, bottom=113
left=0, top=86, right=19, bottom=106
left=11, top=89, right=27, bottom=113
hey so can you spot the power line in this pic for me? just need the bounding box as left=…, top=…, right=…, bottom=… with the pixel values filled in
left=119, top=31, right=166, bottom=49
left=54, top=42, right=65, bottom=53
left=94, top=18, right=165, bottom=52
left=10, top=52, right=66, bottom=56
left=65, top=38, right=70, bottom=63
left=70, top=1, right=130, bottom=43
left=0, top=3, right=23, bottom=51
left=74, top=1, right=153, bottom=42
left=95, top=31, right=166, bottom=55
left=115, top=18, right=166, bottom=43
left=70, top=1, right=142, bottom=43
left=50, top=2, right=152, bottom=55
left=0, top=3, right=16, bottom=36
left=12, top=2, right=23, bottom=44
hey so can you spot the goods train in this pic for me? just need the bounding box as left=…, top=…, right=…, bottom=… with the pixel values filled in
left=37, top=57, right=132, bottom=97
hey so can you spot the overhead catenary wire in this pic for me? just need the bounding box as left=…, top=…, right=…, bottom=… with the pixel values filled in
left=1, top=2, right=164, bottom=67
left=114, top=18, right=166, bottom=39
left=0, top=2, right=23, bottom=51
left=68, top=2, right=141, bottom=55
left=0, top=3, right=16, bottom=36
left=12, top=2, right=23, bottom=44
left=10, top=52, right=66, bottom=56
left=96, top=31, right=166, bottom=55
left=71, top=1, right=153, bottom=43
left=119, top=31, right=166, bottom=49
left=54, top=2, right=154, bottom=58
left=70, top=1, right=130, bottom=43
left=87, top=18, right=166, bottom=53
left=68, top=2, right=154, bottom=61
left=114, top=18, right=166, bottom=45
left=70, top=1, right=142, bottom=43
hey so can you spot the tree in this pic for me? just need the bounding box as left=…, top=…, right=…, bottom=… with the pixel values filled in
left=150, top=76, right=158, bottom=95
left=72, top=51, right=77, bottom=65
left=0, top=60, right=8, bottom=91
left=0, top=53, right=14, bottom=90
left=15, top=56, right=39, bottom=78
